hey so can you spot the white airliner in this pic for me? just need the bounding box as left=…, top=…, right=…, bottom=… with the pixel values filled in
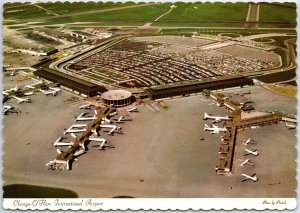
left=3, top=105, right=15, bottom=115
left=102, top=117, right=112, bottom=124
left=113, top=116, right=132, bottom=123
left=286, top=122, right=296, bottom=129
left=243, top=138, right=255, bottom=145
left=64, top=124, right=87, bottom=134
left=53, top=137, right=74, bottom=147
left=24, top=92, right=34, bottom=96
left=40, top=89, right=58, bottom=96
left=24, top=81, right=43, bottom=89
left=127, top=107, right=139, bottom=113
left=49, top=87, right=62, bottom=93
left=78, top=104, right=93, bottom=109
left=239, top=159, right=254, bottom=167
left=74, top=149, right=86, bottom=157
left=13, top=96, right=31, bottom=104
left=9, top=70, right=16, bottom=76
left=100, top=124, right=122, bottom=135
left=109, top=111, right=118, bottom=117
left=89, top=137, right=114, bottom=150
left=203, top=112, right=230, bottom=123
left=3, top=85, right=19, bottom=95
left=75, top=112, right=96, bottom=121
left=244, top=149, right=259, bottom=156
left=204, top=124, right=227, bottom=134
left=241, top=173, right=258, bottom=182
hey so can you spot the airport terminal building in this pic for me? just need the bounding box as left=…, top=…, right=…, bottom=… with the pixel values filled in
left=101, top=90, right=132, bottom=107
left=34, top=67, right=107, bottom=97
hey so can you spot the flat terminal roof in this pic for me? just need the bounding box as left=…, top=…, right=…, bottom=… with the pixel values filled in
left=39, top=68, right=97, bottom=87
left=101, top=90, right=132, bottom=101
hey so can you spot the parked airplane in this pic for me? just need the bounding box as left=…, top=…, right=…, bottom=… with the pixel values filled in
left=3, top=85, right=19, bottom=95
left=89, top=137, right=114, bottom=150
left=24, top=81, right=43, bottom=89
left=241, top=173, right=258, bottom=182
left=239, top=159, right=254, bottom=167
left=102, top=117, right=112, bottom=124
left=13, top=96, right=31, bottom=104
left=53, top=137, right=74, bottom=147
left=204, top=124, right=227, bottom=134
left=72, top=124, right=87, bottom=128
left=64, top=124, right=87, bottom=134
left=244, top=149, right=259, bottom=156
left=9, top=70, right=16, bottom=76
left=40, top=89, right=58, bottom=96
left=3, top=105, right=16, bottom=115
left=109, top=111, right=118, bottom=117
left=49, top=87, right=62, bottom=93
left=243, top=138, right=256, bottom=145
left=113, top=116, right=132, bottom=123
left=286, top=122, right=296, bottom=130
left=100, top=124, right=122, bottom=135
left=78, top=104, right=93, bottom=109
left=70, top=133, right=78, bottom=139
left=127, top=107, right=139, bottom=113
left=24, top=92, right=34, bottom=96
left=75, top=112, right=97, bottom=121
left=74, top=149, right=86, bottom=157
left=203, top=112, right=230, bottom=123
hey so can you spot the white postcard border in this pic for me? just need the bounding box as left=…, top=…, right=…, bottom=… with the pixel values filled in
left=1, top=0, right=299, bottom=212
left=3, top=198, right=297, bottom=210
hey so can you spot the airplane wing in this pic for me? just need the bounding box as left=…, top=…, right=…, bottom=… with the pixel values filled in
left=213, top=129, right=219, bottom=134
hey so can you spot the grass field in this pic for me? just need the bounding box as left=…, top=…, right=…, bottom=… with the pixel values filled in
left=160, top=28, right=297, bottom=36
left=259, top=4, right=296, bottom=22
left=4, top=4, right=55, bottom=20
left=152, top=22, right=245, bottom=27
left=4, top=2, right=297, bottom=30
left=160, top=2, right=249, bottom=21
left=67, top=22, right=145, bottom=27
left=3, top=2, right=29, bottom=9
left=35, top=2, right=136, bottom=15
left=266, top=84, right=296, bottom=98
left=258, top=23, right=297, bottom=28
left=3, top=2, right=143, bottom=20
left=43, top=3, right=172, bottom=24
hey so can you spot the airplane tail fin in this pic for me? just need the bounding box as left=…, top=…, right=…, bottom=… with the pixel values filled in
left=204, top=112, right=208, bottom=119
